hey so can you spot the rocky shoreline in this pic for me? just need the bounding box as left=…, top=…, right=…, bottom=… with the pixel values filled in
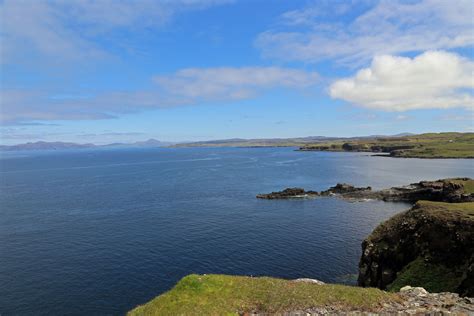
left=257, top=178, right=474, bottom=203
left=271, top=286, right=474, bottom=315
left=131, top=178, right=474, bottom=315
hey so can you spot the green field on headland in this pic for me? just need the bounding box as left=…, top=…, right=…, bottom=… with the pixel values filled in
left=299, top=132, right=474, bottom=158
left=128, top=274, right=395, bottom=316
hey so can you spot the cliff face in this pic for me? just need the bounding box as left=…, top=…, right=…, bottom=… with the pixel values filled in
left=358, top=201, right=474, bottom=297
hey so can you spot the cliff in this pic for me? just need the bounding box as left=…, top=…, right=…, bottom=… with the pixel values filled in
left=128, top=274, right=473, bottom=315
left=358, top=201, right=474, bottom=297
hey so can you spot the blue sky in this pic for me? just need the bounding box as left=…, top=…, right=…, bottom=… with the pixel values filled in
left=1, top=0, right=473, bottom=144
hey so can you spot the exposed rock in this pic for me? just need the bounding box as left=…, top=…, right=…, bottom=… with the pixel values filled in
left=256, top=188, right=319, bottom=199
left=371, top=178, right=473, bottom=203
left=292, top=278, right=325, bottom=285
left=358, top=201, right=474, bottom=297
left=248, top=287, right=474, bottom=315
left=342, top=143, right=371, bottom=151
left=320, top=183, right=372, bottom=196
left=257, top=178, right=474, bottom=203
left=370, top=144, right=416, bottom=153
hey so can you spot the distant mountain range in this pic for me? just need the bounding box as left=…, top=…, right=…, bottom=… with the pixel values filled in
left=0, top=139, right=174, bottom=151
left=0, top=134, right=420, bottom=151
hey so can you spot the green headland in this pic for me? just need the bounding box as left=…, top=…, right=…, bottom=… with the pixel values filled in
left=128, top=274, right=395, bottom=316
left=299, top=132, right=474, bottom=158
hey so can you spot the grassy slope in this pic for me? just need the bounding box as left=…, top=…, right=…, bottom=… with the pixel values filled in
left=387, top=257, right=467, bottom=293
left=415, top=200, right=474, bottom=219
left=300, top=132, right=474, bottom=158
left=368, top=201, right=474, bottom=244
left=129, top=274, right=396, bottom=316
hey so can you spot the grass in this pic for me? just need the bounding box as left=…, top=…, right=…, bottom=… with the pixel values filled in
left=128, top=274, right=397, bottom=316
left=369, top=201, right=474, bottom=240
left=450, top=178, right=474, bottom=194
left=415, top=200, right=474, bottom=219
left=300, top=132, right=474, bottom=158
left=387, top=257, right=466, bottom=293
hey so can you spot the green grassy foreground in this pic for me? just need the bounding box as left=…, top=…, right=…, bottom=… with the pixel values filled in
left=300, top=132, right=474, bottom=158
left=128, top=274, right=397, bottom=316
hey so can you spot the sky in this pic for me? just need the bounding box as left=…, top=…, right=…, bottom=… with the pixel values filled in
left=0, top=0, right=473, bottom=145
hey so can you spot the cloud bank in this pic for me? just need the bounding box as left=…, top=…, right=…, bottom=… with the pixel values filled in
left=256, top=0, right=474, bottom=64
left=329, top=51, right=474, bottom=111
left=1, top=67, right=319, bottom=123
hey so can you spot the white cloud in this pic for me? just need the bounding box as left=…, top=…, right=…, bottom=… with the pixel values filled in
left=395, top=115, right=409, bottom=121
left=0, top=0, right=231, bottom=63
left=1, top=67, right=319, bottom=123
left=256, top=0, right=474, bottom=64
left=153, top=66, right=319, bottom=101
left=329, top=51, right=474, bottom=111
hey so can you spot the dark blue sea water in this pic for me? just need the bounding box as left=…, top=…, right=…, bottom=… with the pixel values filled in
left=1, top=147, right=472, bottom=315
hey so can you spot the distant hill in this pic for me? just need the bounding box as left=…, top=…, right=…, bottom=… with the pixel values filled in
left=0, top=139, right=173, bottom=151
left=171, top=133, right=417, bottom=148
left=0, top=141, right=96, bottom=151
left=103, top=139, right=174, bottom=148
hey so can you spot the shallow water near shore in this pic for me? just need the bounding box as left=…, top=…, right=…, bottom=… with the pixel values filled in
left=1, top=147, right=473, bottom=315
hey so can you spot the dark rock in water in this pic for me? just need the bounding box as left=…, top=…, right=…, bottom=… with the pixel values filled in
left=257, top=178, right=474, bottom=203
left=320, top=183, right=372, bottom=196
left=256, top=188, right=319, bottom=199
left=358, top=201, right=474, bottom=297
left=374, top=178, right=474, bottom=203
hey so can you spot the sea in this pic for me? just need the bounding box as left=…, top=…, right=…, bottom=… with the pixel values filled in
left=1, top=147, right=472, bottom=315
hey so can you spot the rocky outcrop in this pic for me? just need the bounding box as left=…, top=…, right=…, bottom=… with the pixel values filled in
left=370, top=144, right=416, bottom=153
left=320, top=183, right=372, bottom=196
left=257, top=178, right=474, bottom=203
left=358, top=201, right=474, bottom=297
left=283, top=286, right=474, bottom=315
left=292, top=278, right=325, bottom=285
left=342, top=143, right=371, bottom=151
left=383, top=286, right=474, bottom=315
left=256, top=188, right=319, bottom=199
left=372, top=178, right=472, bottom=202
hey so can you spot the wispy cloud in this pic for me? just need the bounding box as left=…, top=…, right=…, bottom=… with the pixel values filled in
left=329, top=51, right=474, bottom=111
left=1, top=67, right=319, bottom=124
left=0, top=0, right=232, bottom=64
left=154, top=66, right=319, bottom=101
left=256, top=0, right=473, bottom=64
